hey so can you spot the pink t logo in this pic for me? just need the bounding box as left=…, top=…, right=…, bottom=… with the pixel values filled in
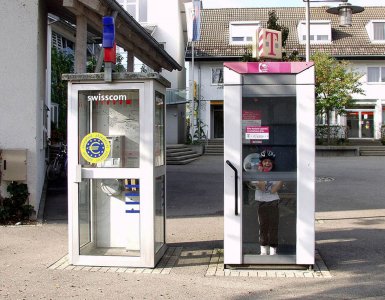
left=265, top=30, right=279, bottom=56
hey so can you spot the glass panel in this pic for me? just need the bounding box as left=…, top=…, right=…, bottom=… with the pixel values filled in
left=78, top=90, right=140, bottom=168
left=79, top=179, right=91, bottom=247
left=373, top=22, right=385, bottom=40
left=242, top=96, right=297, bottom=256
left=368, top=67, right=380, bottom=82
left=79, top=178, right=140, bottom=257
left=347, top=112, right=359, bottom=138
left=155, top=92, right=165, bottom=166
left=139, top=0, right=147, bottom=22
left=213, top=107, right=224, bottom=138
left=381, top=67, right=385, bottom=82
left=212, top=68, right=224, bottom=85
left=155, top=176, right=165, bottom=253
left=361, top=112, right=374, bottom=138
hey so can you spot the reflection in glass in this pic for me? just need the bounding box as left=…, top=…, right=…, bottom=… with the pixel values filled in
left=242, top=96, right=297, bottom=257
left=78, top=90, right=140, bottom=168
left=155, top=176, right=165, bottom=253
left=155, top=92, right=165, bottom=166
left=79, top=179, right=91, bottom=247
left=79, top=178, right=141, bottom=257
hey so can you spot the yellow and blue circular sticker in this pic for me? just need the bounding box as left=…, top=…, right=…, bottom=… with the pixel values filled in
left=80, top=132, right=111, bottom=164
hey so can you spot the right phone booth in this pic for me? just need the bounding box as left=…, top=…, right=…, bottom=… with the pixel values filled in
left=223, top=62, right=315, bottom=267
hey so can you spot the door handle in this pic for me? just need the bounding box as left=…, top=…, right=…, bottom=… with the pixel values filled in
left=226, top=160, right=238, bottom=216
left=75, top=164, right=82, bottom=183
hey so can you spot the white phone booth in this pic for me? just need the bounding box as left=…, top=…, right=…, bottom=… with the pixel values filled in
left=223, top=62, right=315, bottom=266
left=65, top=73, right=168, bottom=268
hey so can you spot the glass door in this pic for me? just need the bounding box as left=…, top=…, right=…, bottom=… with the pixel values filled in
left=347, top=111, right=374, bottom=138
left=241, top=95, right=297, bottom=263
left=68, top=83, right=156, bottom=267
left=77, top=87, right=141, bottom=257
left=361, top=111, right=374, bottom=138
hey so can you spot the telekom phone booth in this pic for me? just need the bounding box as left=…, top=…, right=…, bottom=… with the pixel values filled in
left=65, top=73, right=168, bottom=268
left=223, top=62, right=315, bottom=267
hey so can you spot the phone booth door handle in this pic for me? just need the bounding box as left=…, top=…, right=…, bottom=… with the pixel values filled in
left=226, top=160, right=239, bottom=216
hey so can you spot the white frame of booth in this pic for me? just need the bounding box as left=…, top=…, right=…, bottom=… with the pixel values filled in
left=223, top=62, right=315, bottom=266
left=67, top=77, right=167, bottom=268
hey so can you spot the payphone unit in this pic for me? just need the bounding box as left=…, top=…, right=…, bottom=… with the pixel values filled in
left=66, top=73, right=168, bottom=268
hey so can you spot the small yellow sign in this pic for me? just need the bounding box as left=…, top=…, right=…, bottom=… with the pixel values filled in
left=80, top=132, right=111, bottom=164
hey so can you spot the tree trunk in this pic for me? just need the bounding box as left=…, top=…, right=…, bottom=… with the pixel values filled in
left=326, top=111, right=331, bottom=144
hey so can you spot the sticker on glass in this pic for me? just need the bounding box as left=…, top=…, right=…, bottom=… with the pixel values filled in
left=80, top=132, right=111, bottom=163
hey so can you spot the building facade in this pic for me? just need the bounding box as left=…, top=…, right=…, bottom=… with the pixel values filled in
left=185, top=6, right=385, bottom=141
left=0, top=0, right=181, bottom=217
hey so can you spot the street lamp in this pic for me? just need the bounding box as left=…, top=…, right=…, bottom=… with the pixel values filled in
left=303, top=0, right=364, bottom=61
left=326, top=3, right=365, bottom=27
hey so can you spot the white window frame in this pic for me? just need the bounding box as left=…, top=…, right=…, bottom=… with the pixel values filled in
left=366, top=20, right=385, bottom=43
left=229, top=21, right=260, bottom=45
left=297, top=20, right=332, bottom=44
left=117, top=0, right=147, bottom=22
left=367, top=66, right=385, bottom=83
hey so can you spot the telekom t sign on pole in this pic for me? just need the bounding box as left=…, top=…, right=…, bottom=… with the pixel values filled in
left=253, top=28, right=282, bottom=60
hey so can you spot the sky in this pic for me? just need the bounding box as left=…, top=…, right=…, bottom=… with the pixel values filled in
left=203, top=0, right=385, bottom=9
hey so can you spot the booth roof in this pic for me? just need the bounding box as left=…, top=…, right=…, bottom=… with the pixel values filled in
left=46, top=0, right=182, bottom=72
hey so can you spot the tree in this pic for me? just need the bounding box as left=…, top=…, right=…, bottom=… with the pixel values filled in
left=51, top=47, right=74, bottom=142
left=312, top=52, right=365, bottom=143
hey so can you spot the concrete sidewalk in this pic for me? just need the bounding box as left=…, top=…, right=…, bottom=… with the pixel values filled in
left=1, top=156, right=385, bottom=299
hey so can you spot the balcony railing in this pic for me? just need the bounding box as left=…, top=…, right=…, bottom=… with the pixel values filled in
left=166, top=89, right=190, bottom=105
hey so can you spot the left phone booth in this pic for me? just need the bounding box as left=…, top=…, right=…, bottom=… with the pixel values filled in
left=65, top=73, right=168, bottom=268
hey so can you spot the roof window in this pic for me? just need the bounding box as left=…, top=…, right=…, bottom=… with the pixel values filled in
left=297, top=20, right=332, bottom=44
left=229, top=21, right=260, bottom=45
left=366, top=20, right=385, bottom=43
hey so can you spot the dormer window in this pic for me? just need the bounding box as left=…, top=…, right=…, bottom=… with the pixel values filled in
left=297, top=20, right=332, bottom=44
left=229, top=21, right=260, bottom=45
left=366, top=20, right=385, bottom=43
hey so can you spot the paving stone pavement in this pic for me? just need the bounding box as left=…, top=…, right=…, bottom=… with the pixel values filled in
left=49, top=247, right=331, bottom=278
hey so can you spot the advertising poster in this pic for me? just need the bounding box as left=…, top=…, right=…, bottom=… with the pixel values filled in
left=242, top=110, right=261, bottom=144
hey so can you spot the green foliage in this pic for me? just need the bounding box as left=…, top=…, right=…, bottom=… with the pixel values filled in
left=186, top=119, right=207, bottom=144
left=312, top=52, right=365, bottom=143
left=267, top=10, right=289, bottom=48
left=51, top=47, right=74, bottom=142
left=241, top=10, right=300, bottom=62
left=0, top=182, right=34, bottom=225
left=51, top=48, right=126, bottom=143
left=381, top=125, right=385, bottom=145
left=316, top=125, right=348, bottom=145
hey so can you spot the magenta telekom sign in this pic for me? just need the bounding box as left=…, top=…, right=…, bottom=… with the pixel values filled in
left=252, top=28, right=282, bottom=60
left=224, top=62, right=314, bottom=74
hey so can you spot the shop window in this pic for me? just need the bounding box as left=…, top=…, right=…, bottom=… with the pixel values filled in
left=229, top=21, right=260, bottom=45
left=367, top=67, right=385, bottom=83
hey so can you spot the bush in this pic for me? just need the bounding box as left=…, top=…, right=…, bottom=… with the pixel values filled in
left=0, top=182, right=34, bottom=225
left=316, top=125, right=349, bottom=145
left=381, top=125, right=385, bottom=145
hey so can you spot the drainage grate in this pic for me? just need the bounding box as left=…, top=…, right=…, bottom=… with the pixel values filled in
left=316, top=176, right=335, bottom=183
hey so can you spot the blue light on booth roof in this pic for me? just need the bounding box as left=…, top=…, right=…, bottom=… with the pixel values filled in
left=102, top=16, right=115, bottom=48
